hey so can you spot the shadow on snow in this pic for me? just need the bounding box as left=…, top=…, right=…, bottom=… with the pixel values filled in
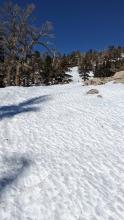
left=0, top=156, right=31, bottom=197
left=0, top=95, right=50, bottom=120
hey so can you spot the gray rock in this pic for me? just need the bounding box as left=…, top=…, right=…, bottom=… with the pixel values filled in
left=86, top=89, right=99, bottom=95
left=97, top=94, right=103, bottom=98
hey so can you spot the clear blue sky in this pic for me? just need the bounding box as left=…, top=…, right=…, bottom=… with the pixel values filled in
left=1, top=0, right=124, bottom=53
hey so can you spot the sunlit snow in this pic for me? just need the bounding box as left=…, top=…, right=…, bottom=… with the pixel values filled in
left=0, top=68, right=124, bottom=220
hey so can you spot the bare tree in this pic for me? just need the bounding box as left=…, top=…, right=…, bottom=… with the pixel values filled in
left=0, top=2, right=53, bottom=86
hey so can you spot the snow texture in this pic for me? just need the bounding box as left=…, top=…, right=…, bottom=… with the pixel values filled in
left=0, top=67, right=124, bottom=220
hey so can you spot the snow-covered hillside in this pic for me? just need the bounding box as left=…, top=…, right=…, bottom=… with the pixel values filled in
left=0, top=68, right=124, bottom=220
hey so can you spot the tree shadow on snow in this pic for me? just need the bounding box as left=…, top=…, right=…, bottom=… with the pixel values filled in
left=0, top=95, right=50, bottom=120
left=0, top=156, right=31, bottom=197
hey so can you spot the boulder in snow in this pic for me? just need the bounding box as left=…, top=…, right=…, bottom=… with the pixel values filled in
left=97, top=94, right=103, bottom=98
left=86, top=89, right=99, bottom=95
left=113, top=71, right=124, bottom=80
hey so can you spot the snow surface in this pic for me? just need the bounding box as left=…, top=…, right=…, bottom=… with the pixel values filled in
left=68, top=66, right=82, bottom=83
left=0, top=67, right=124, bottom=220
left=88, top=71, right=94, bottom=79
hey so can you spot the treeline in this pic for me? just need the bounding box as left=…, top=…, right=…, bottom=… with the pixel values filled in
left=60, top=47, right=124, bottom=81
left=78, top=46, right=124, bottom=80
left=0, top=2, right=71, bottom=87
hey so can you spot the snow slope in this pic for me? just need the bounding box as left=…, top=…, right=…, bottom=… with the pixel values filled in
left=0, top=68, right=124, bottom=220
left=68, top=66, right=82, bottom=83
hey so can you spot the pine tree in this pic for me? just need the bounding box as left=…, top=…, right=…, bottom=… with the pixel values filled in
left=79, top=55, right=92, bottom=81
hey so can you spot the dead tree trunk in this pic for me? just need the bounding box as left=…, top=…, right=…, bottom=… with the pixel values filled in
left=15, top=63, right=21, bottom=86
left=6, top=65, right=12, bottom=86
